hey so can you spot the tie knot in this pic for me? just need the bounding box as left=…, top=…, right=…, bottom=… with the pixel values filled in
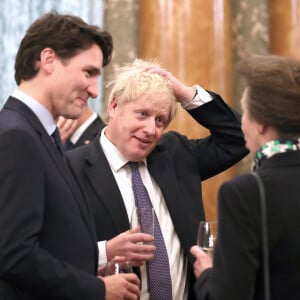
left=128, top=161, right=139, bottom=171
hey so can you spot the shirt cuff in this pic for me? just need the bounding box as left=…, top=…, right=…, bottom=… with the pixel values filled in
left=98, top=240, right=108, bottom=267
left=182, top=85, right=213, bottom=110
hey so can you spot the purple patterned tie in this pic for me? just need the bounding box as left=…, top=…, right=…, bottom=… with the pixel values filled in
left=129, top=162, right=172, bottom=300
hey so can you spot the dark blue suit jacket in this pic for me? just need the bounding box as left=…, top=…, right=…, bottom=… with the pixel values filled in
left=0, top=97, right=104, bottom=300
left=67, top=92, right=248, bottom=299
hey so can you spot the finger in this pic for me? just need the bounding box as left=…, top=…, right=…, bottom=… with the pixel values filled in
left=130, top=259, right=145, bottom=267
left=129, top=226, right=140, bottom=234
left=147, top=68, right=169, bottom=77
left=63, top=119, right=77, bottom=131
left=142, top=65, right=161, bottom=72
left=97, top=265, right=106, bottom=276
left=122, top=273, right=140, bottom=286
left=193, top=261, right=201, bottom=278
left=110, top=256, right=126, bottom=263
left=126, top=282, right=140, bottom=300
left=130, top=252, right=155, bottom=263
left=130, top=232, right=154, bottom=243
left=56, top=116, right=67, bottom=128
left=132, top=242, right=156, bottom=253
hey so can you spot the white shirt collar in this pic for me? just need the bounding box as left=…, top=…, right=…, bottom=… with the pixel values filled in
left=12, top=88, right=56, bottom=135
left=100, top=128, right=128, bottom=172
left=70, top=112, right=98, bottom=144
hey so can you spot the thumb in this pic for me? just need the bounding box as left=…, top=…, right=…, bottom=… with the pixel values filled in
left=190, top=245, right=202, bottom=257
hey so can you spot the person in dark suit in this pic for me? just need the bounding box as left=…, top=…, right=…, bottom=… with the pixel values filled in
left=0, top=11, right=140, bottom=300
left=191, top=55, right=300, bottom=300
left=67, top=59, right=248, bottom=299
left=74, top=113, right=105, bottom=147
left=57, top=104, right=106, bottom=151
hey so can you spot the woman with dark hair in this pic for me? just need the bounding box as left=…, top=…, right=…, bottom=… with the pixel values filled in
left=191, top=54, right=300, bottom=300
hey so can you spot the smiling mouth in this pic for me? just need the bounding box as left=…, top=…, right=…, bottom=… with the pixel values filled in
left=77, top=97, right=88, bottom=106
left=135, top=136, right=151, bottom=144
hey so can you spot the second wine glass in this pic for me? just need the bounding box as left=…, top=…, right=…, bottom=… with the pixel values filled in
left=105, top=261, right=133, bottom=275
left=197, top=221, right=217, bottom=256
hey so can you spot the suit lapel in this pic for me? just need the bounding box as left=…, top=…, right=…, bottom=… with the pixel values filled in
left=83, top=139, right=130, bottom=233
left=5, top=97, right=70, bottom=178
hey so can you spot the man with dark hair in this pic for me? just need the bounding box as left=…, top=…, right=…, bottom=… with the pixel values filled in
left=0, top=11, right=139, bottom=300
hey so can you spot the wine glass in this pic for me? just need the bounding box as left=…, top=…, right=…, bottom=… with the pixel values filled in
left=105, top=260, right=133, bottom=275
left=197, top=221, right=217, bottom=256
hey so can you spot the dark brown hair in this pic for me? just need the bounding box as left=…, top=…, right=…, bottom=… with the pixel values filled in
left=15, top=11, right=113, bottom=85
left=237, top=54, right=300, bottom=136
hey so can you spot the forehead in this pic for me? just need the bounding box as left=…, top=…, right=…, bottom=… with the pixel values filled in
left=71, top=44, right=103, bottom=66
left=135, top=93, right=171, bottom=111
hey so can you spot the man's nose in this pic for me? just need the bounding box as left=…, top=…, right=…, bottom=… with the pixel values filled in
left=87, top=78, right=99, bottom=99
left=143, top=118, right=156, bottom=135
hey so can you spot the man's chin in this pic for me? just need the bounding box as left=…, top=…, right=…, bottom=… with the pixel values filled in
left=130, top=150, right=152, bottom=162
left=63, top=108, right=83, bottom=119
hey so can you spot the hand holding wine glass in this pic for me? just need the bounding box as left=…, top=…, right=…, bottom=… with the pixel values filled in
left=98, top=256, right=133, bottom=276
left=197, top=221, right=217, bottom=256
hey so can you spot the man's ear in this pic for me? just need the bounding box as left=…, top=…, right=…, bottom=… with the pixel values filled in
left=108, top=98, right=118, bottom=117
left=39, top=48, right=56, bottom=74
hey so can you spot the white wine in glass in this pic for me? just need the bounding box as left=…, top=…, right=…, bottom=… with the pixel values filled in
left=197, top=221, right=217, bottom=256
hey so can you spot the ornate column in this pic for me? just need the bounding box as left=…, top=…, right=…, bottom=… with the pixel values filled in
left=102, top=0, right=138, bottom=121
left=269, top=0, right=300, bottom=59
left=138, top=0, right=232, bottom=221
left=231, top=0, right=270, bottom=174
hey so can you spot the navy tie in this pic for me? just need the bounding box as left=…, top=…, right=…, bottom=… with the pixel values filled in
left=64, top=139, right=74, bottom=151
left=51, top=127, right=65, bottom=157
left=129, top=162, right=172, bottom=300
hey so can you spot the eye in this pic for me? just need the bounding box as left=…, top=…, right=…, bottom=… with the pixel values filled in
left=85, top=70, right=92, bottom=78
left=85, top=68, right=100, bottom=78
left=137, top=111, right=147, bottom=117
left=155, top=117, right=165, bottom=128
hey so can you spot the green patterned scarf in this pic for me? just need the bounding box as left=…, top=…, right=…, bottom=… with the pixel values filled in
left=254, top=138, right=300, bottom=170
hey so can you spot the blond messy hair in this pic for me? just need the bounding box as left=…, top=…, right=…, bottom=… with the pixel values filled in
left=107, top=59, right=177, bottom=126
